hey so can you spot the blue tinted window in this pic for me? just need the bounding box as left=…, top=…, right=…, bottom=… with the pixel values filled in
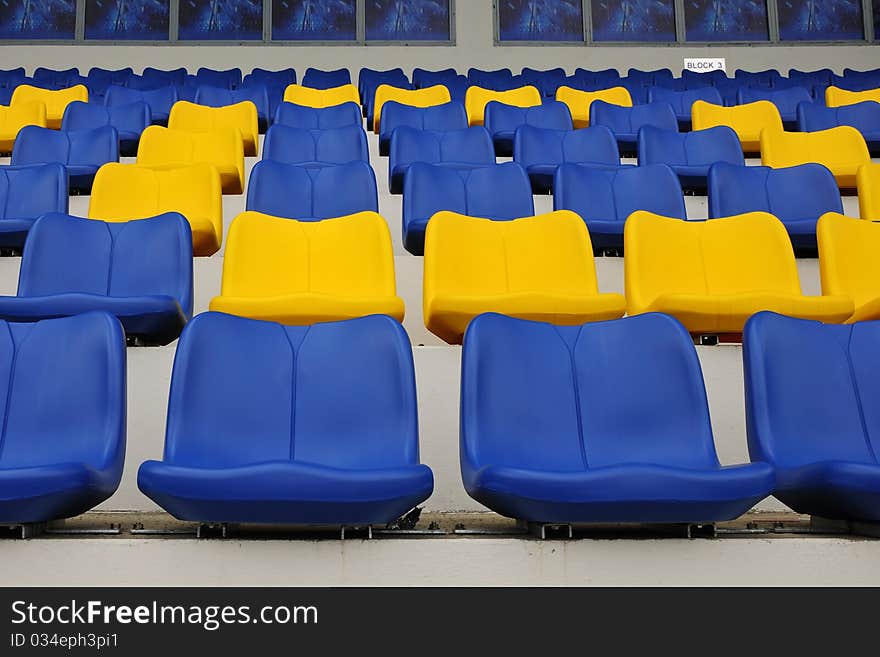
left=0, top=0, right=76, bottom=39
left=273, top=0, right=356, bottom=41
left=684, top=0, right=769, bottom=41
left=365, top=0, right=451, bottom=41
left=498, top=0, right=585, bottom=42
left=85, top=0, right=170, bottom=40
left=778, top=0, right=864, bottom=41
left=178, top=0, right=263, bottom=40
left=591, top=0, right=676, bottom=42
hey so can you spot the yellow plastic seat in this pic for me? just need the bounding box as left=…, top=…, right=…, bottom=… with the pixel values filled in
left=10, top=84, right=87, bottom=130
left=423, top=210, right=626, bottom=344
left=373, top=84, right=451, bottom=133
left=282, top=84, right=360, bottom=109
left=555, top=86, right=632, bottom=129
left=624, top=211, right=853, bottom=334
left=168, top=100, right=259, bottom=157
left=465, top=86, right=542, bottom=126
left=817, top=212, right=880, bottom=323
left=136, top=125, right=245, bottom=195
left=825, top=86, right=880, bottom=108
left=210, top=211, right=403, bottom=324
left=0, top=101, right=47, bottom=151
left=761, top=126, right=869, bottom=188
left=691, top=100, right=782, bottom=153
left=856, top=163, right=880, bottom=219
left=89, top=163, right=223, bottom=257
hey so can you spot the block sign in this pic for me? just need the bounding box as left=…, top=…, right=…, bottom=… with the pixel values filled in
left=683, top=58, right=727, bottom=73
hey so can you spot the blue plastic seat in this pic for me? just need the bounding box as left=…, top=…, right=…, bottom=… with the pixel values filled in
left=0, top=213, right=191, bottom=345
left=0, top=164, right=68, bottom=250
left=195, top=67, right=242, bottom=90
left=744, top=311, right=880, bottom=524
left=442, top=75, right=472, bottom=102
left=713, top=79, right=744, bottom=106
left=484, top=100, right=572, bottom=156
left=520, top=67, right=567, bottom=97
left=247, top=160, right=378, bottom=221
left=11, top=125, right=118, bottom=193
left=33, top=67, right=81, bottom=90
left=0, top=312, right=126, bottom=525
left=571, top=68, right=622, bottom=90
left=461, top=312, right=774, bottom=524
left=403, top=162, right=534, bottom=255
left=648, top=86, right=723, bottom=126
left=138, top=312, right=433, bottom=526
left=360, top=68, right=410, bottom=121
left=708, top=162, right=842, bottom=251
left=244, top=68, right=296, bottom=88
left=590, top=101, right=678, bottom=152
left=0, top=67, right=26, bottom=87
left=273, top=101, right=362, bottom=130
left=638, top=125, right=744, bottom=191
left=554, top=163, right=686, bottom=251
left=798, top=101, right=880, bottom=152
left=789, top=68, right=834, bottom=90
left=194, top=84, right=271, bottom=131
left=735, top=69, right=782, bottom=89
left=389, top=126, right=495, bottom=194
left=62, top=101, right=150, bottom=156
left=738, top=86, right=812, bottom=125
left=86, top=67, right=133, bottom=100
left=262, top=124, right=368, bottom=167
left=836, top=69, right=880, bottom=91
left=627, top=68, right=675, bottom=89
left=365, top=80, right=414, bottom=134
left=378, top=101, right=467, bottom=156
left=513, top=125, right=621, bottom=194
left=467, top=68, right=515, bottom=91
left=105, top=85, right=179, bottom=125
left=681, top=69, right=728, bottom=89
left=413, top=68, right=459, bottom=89
left=302, top=68, right=351, bottom=90
left=136, top=67, right=187, bottom=88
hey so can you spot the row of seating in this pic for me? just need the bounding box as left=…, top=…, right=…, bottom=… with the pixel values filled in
left=2, top=310, right=878, bottom=528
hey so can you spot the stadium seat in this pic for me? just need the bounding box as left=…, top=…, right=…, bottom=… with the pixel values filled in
left=513, top=125, right=621, bottom=194
left=520, top=67, right=567, bottom=97
left=571, top=68, right=623, bottom=89
left=262, top=124, right=368, bottom=167
left=89, top=163, right=222, bottom=257
left=402, top=162, right=534, bottom=256
left=460, top=312, right=774, bottom=524
left=274, top=101, right=362, bottom=130
left=283, top=84, right=360, bottom=109
left=638, top=125, right=744, bottom=191
left=302, top=68, right=352, bottom=90
left=105, top=85, right=178, bottom=125
left=378, top=101, right=468, bottom=156
left=589, top=101, right=678, bottom=153
left=137, top=125, right=245, bottom=195
left=554, top=163, right=686, bottom=251
left=138, top=67, right=187, bottom=88
left=798, top=101, right=880, bottom=153
left=484, top=100, right=572, bottom=156
left=11, top=125, right=118, bottom=192
left=33, top=67, right=82, bottom=90
left=817, top=213, right=880, bottom=323
left=246, top=160, right=378, bottom=221
left=210, top=212, right=403, bottom=324
left=11, top=84, right=88, bottom=130
left=826, top=86, right=880, bottom=108
left=195, top=67, right=242, bottom=90
left=243, top=68, right=296, bottom=88
left=789, top=68, right=834, bottom=89
left=735, top=69, right=781, bottom=89
left=137, top=312, right=432, bottom=526
left=0, top=213, right=192, bottom=345
left=0, top=101, right=47, bottom=152
left=856, top=163, right=880, bottom=220
left=464, top=86, right=542, bottom=126
left=389, top=126, right=495, bottom=194
left=168, top=99, right=258, bottom=157
left=467, top=68, right=515, bottom=91
left=358, top=67, right=408, bottom=99
left=0, top=312, right=125, bottom=525
left=413, top=68, right=459, bottom=89
left=648, top=87, right=723, bottom=127
left=194, top=85, right=271, bottom=133
left=737, top=86, right=812, bottom=127
left=681, top=69, right=728, bottom=88
left=62, top=100, right=150, bottom=156
left=691, top=100, right=783, bottom=153
left=86, top=68, right=133, bottom=99
left=624, top=212, right=853, bottom=334
left=0, top=163, right=67, bottom=250
left=442, top=75, right=471, bottom=102
left=627, top=68, right=675, bottom=89
left=760, top=126, right=870, bottom=188
left=555, top=86, right=633, bottom=129
left=743, top=311, right=880, bottom=523
left=423, top=211, right=626, bottom=344
left=372, top=84, right=451, bottom=133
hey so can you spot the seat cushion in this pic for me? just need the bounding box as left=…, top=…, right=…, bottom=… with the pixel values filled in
left=774, top=461, right=880, bottom=523
left=209, top=293, right=405, bottom=325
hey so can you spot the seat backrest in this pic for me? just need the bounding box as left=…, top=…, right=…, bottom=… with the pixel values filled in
left=464, top=86, right=542, bottom=126
left=404, top=162, right=534, bottom=224
left=274, top=101, right=361, bottom=129
left=194, top=85, right=269, bottom=118
left=554, top=163, right=686, bottom=223
left=391, top=126, right=495, bottom=168
left=141, top=67, right=187, bottom=87
left=380, top=101, right=468, bottom=143
left=818, top=213, right=880, bottom=311
left=302, top=68, right=352, bottom=90
left=709, top=162, right=843, bottom=222
left=638, top=125, right=744, bottom=169
left=246, top=160, right=378, bottom=220
left=195, top=68, right=242, bottom=90
left=514, top=124, right=620, bottom=168
left=691, top=100, right=784, bottom=146
left=857, top=163, right=880, bottom=219
left=168, top=100, right=257, bottom=142
left=105, top=85, right=178, bottom=119
left=262, top=124, right=368, bottom=166
left=283, top=84, right=360, bottom=109
left=244, top=68, right=296, bottom=88
left=760, top=126, right=870, bottom=172
left=826, top=86, right=880, bottom=108
left=33, top=67, right=80, bottom=88
left=0, top=313, right=125, bottom=473
left=359, top=67, right=407, bottom=92
left=735, top=69, right=781, bottom=88
left=19, top=212, right=192, bottom=316
left=798, top=101, right=880, bottom=134
left=738, top=86, right=813, bottom=115
left=467, top=68, right=514, bottom=90
left=484, top=101, right=573, bottom=137
left=11, top=84, right=89, bottom=122
left=413, top=68, right=459, bottom=89
left=461, top=312, right=719, bottom=473
left=743, top=312, right=880, bottom=468
left=136, top=124, right=242, bottom=170
left=12, top=125, right=118, bottom=168
left=590, top=100, right=678, bottom=135
left=555, top=85, right=633, bottom=128
left=62, top=101, right=109, bottom=131
left=648, top=86, right=723, bottom=116
left=0, top=163, right=68, bottom=220
left=373, top=84, right=451, bottom=132
left=789, top=69, right=834, bottom=88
